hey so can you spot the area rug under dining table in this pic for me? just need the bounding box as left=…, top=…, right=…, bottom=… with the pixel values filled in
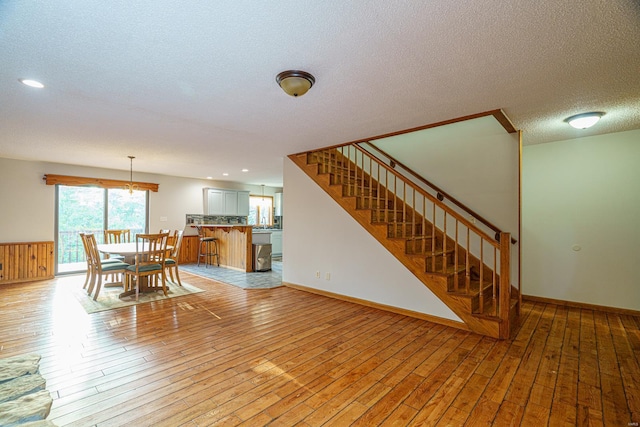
left=72, top=282, right=205, bottom=314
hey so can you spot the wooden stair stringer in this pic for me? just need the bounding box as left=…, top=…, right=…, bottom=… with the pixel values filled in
left=291, top=153, right=503, bottom=338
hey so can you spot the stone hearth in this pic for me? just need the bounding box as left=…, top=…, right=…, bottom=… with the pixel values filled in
left=0, top=354, right=55, bottom=426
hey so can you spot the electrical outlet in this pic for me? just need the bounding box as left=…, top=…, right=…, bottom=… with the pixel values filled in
left=315, top=271, right=320, bottom=278
left=325, top=272, right=330, bottom=281
left=160, top=216, right=168, bottom=222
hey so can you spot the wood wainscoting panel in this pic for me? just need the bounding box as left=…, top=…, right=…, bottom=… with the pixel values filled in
left=180, top=227, right=253, bottom=272
left=0, top=241, right=54, bottom=284
left=201, top=226, right=252, bottom=272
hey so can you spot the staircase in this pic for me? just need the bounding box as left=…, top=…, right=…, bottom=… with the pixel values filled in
left=290, top=145, right=520, bottom=340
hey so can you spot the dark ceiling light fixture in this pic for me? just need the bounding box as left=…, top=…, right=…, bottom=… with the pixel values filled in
left=565, top=112, right=605, bottom=129
left=276, top=70, right=315, bottom=97
left=124, top=156, right=139, bottom=195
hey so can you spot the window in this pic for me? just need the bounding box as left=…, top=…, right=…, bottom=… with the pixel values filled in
left=248, top=195, right=273, bottom=227
left=56, top=185, right=148, bottom=274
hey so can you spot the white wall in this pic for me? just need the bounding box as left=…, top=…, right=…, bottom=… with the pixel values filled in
left=0, top=157, right=281, bottom=242
left=371, top=116, right=520, bottom=288
left=0, top=157, right=54, bottom=242
left=282, top=158, right=461, bottom=322
left=371, top=116, right=520, bottom=236
left=522, top=129, right=640, bottom=311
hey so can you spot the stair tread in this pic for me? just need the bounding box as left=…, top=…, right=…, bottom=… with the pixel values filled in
left=355, top=195, right=389, bottom=200
left=428, top=265, right=466, bottom=275
left=422, top=248, right=455, bottom=257
left=391, top=236, right=430, bottom=241
left=447, top=278, right=493, bottom=293
left=471, top=298, right=519, bottom=321
left=385, top=220, right=425, bottom=225
left=371, top=221, right=412, bottom=225
left=405, top=236, right=437, bottom=241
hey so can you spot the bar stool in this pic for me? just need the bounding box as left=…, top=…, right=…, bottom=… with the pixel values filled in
left=197, top=227, right=219, bottom=268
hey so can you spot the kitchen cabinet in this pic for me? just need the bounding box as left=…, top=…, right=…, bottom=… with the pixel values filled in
left=223, top=191, right=238, bottom=215
left=237, top=191, right=250, bottom=216
left=205, top=189, right=224, bottom=215
left=274, top=192, right=283, bottom=216
left=204, top=188, right=250, bottom=216
left=270, top=229, right=282, bottom=256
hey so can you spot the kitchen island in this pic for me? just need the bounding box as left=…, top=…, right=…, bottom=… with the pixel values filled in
left=191, top=225, right=255, bottom=272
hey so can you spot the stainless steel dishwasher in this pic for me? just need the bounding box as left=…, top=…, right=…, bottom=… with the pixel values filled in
left=253, top=243, right=272, bottom=271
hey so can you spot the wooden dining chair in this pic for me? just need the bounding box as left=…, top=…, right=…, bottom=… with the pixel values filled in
left=79, top=232, right=123, bottom=291
left=79, top=232, right=93, bottom=290
left=84, top=233, right=130, bottom=300
left=104, top=229, right=131, bottom=244
left=102, top=229, right=131, bottom=283
left=124, top=233, right=169, bottom=301
left=159, top=229, right=178, bottom=247
left=164, top=230, right=184, bottom=286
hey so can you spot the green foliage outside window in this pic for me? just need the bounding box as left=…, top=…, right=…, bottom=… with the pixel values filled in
left=57, top=186, right=147, bottom=268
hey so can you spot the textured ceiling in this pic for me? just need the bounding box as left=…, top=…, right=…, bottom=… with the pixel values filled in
left=1, top=0, right=639, bottom=186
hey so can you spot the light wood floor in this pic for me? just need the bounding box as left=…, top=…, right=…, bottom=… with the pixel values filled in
left=0, top=272, right=638, bottom=426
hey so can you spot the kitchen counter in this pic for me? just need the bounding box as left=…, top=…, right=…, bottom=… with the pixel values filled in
left=191, top=225, right=253, bottom=272
left=189, top=225, right=280, bottom=271
left=195, top=224, right=248, bottom=227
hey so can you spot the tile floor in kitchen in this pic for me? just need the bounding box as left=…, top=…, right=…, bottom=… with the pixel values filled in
left=180, top=258, right=282, bottom=289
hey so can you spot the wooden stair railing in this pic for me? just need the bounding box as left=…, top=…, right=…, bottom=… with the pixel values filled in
left=290, top=145, right=519, bottom=339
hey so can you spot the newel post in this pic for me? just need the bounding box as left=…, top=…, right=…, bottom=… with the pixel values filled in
left=499, top=232, right=511, bottom=339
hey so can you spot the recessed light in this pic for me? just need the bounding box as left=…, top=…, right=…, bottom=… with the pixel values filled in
left=19, top=79, right=44, bottom=88
left=222, top=173, right=229, bottom=176
left=241, top=169, right=249, bottom=172
left=206, top=176, right=213, bottom=180
left=565, top=112, right=604, bottom=129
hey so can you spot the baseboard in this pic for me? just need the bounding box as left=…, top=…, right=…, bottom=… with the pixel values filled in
left=283, top=281, right=470, bottom=332
left=523, top=294, right=640, bottom=317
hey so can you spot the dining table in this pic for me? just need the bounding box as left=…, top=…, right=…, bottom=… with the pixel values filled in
left=97, top=242, right=173, bottom=262
left=97, top=242, right=174, bottom=298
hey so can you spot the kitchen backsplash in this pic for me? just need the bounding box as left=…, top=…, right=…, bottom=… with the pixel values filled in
left=186, top=214, right=248, bottom=225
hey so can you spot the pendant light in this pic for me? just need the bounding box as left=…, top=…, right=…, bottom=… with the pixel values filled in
left=124, top=156, right=139, bottom=194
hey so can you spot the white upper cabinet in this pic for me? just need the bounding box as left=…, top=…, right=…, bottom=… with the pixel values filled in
left=204, top=188, right=250, bottom=216
left=237, top=191, right=250, bottom=216
left=204, top=188, right=224, bottom=215
left=223, top=191, right=238, bottom=215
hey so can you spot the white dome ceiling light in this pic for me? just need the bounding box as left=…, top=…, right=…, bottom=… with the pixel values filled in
left=565, top=112, right=605, bottom=129
left=19, top=79, right=44, bottom=88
